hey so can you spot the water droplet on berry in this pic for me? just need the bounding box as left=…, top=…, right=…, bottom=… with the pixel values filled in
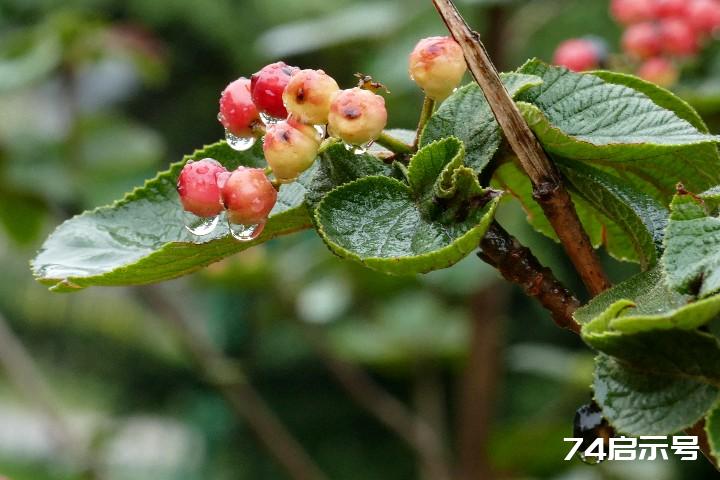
left=184, top=212, right=221, bottom=236
left=225, top=129, right=256, bottom=151
left=260, top=112, right=282, bottom=125
left=228, top=220, right=265, bottom=242
left=313, top=124, right=326, bottom=140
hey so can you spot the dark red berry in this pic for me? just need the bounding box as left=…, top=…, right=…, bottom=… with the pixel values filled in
left=177, top=158, right=227, bottom=217
left=610, top=0, right=655, bottom=24
left=219, top=77, right=261, bottom=138
left=221, top=167, right=278, bottom=225
left=637, top=57, right=678, bottom=87
left=688, top=0, right=720, bottom=34
left=654, top=0, right=688, bottom=18
left=251, top=61, right=299, bottom=119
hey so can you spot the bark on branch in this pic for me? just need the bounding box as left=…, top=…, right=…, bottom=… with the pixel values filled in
left=479, top=221, right=581, bottom=333
left=431, top=0, right=610, bottom=297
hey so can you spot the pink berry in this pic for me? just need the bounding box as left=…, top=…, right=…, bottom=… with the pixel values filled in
left=177, top=158, right=227, bottom=217
left=659, top=19, right=699, bottom=56
left=219, top=77, right=261, bottom=138
left=263, top=118, right=320, bottom=183
left=610, top=0, right=655, bottom=24
left=637, top=57, right=679, bottom=87
left=328, top=88, right=388, bottom=146
left=283, top=69, right=340, bottom=125
left=688, top=0, right=720, bottom=34
left=221, top=167, right=277, bottom=225
left=250, top=61, right=299, bottom=119
left=408, top=36, right=467, bottom=101
left=622, top=22, right=662, bottom=58
left=553, top=38, right=602, bottom=72
left=654, top=0, right=688, bottom=18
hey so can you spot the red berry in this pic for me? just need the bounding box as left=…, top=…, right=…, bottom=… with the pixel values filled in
left=283, top=69, right=340, bottom=125
left=610, top=0, right=655, bottom=24
left=553, top=38, right=602, bottom=72
left=250, top=61, right=299, bottom=119
left=688, top=0, right=720, bottom=34
left=177, top=158, right=227, bottom=217
left=622, top=22, right=662, bottom=58
left=221, top=167, right=277, bottom=225
left=409, top=36, right=467, bottom=101
left=654, top=0, right=688, bottom=18
left=328, top=88, right=387, bottom=146
left=219, top=78, right=261, bottom=138
left=263, top=118, right=320, bottom=183
left=637, top=57, right=679, bottom=87
left=659, top=19, right=699, bottom=56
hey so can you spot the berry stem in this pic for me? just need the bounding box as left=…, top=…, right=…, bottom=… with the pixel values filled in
left=413, top=96, right=436, bottom=151
left=375, top=131, right=414, bottom=155
left=432, top=0, right=611, bottom=297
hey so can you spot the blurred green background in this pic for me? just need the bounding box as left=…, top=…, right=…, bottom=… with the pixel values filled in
left=0, top=0, right=717, bottom=478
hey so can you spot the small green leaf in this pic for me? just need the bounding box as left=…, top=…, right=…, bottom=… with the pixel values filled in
left=576, top=266, right=720, bottom=333
left=594, top=354, right=719, bottom=436
left=420, top=72, right=543, bottom=172
left=306, top=140, right=394, bottom=211
left=315, top=139, right=500, bottom=275
left=32, top=141, right=312, bottom=291
left=663, top=190, right=720, bottom=298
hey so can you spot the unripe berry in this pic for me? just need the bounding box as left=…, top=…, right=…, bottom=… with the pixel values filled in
left=659, top=19, right=699, bottom=56
left=637, top=57, right=679, bottom=87
left=250, top=61, right=299, bottom=119
left=282, top=69, right=340, bottom=125
left=177, top=158, right=227, bottom=217
left=688, top=0, right=720, bottom=34
left=610, top=0, right=655, bottom=24
left=654, top=0, right=688, bottom=18
left=221, top=167, right=277, bottom=225
left=552, top=38, right=605, bottom=72
left=328, top=88, right=388, bottom=146
left=621, top=22, right=662, bottom=58
left=408, top=36, right=467, bottom=101
left=263, top=118, right=320, bottom=183
left=219, top=77, right=261, bottom=138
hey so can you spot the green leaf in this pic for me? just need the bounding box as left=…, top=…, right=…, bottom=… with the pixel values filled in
left=576, top=266, right=720, bottom=333
left=315, top=139, right=500, bottom=275
left=420, top=72, right=543, bottom=172
left=516, top=60, right=720, bottom=201
left=492, top=160, right=665, bottom=266
left=706, top=404, right=720, bottom=463
left=32, top=141, right=312, bottom=291
left=594, top=354, right=719, bottom=436
left=306, top=140, right=394, bottom=211
left=663, top=190, right=720, bottom=298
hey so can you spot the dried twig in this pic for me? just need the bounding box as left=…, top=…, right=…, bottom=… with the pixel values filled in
left=431, top=0, right=610, bottom=296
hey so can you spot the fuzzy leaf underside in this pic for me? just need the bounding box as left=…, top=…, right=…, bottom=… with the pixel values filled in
left=32, top=141, right=313, bottom=291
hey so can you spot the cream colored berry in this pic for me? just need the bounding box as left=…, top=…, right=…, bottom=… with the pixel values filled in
left=283, top=69, right=340, bottom=125
left=328, top=88, right=387, bottom=146
left=409, top=36, right=467, bottom=101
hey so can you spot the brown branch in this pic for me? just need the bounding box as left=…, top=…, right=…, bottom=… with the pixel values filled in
left=478, top=221, right=581, bottom=333
left=302, top=327, right=453, bottom=480
left=431, top=0, right=610, bottom=297
left=457, top=286, right=507, bottom=480
left=138, top=287, right=329, bottom=480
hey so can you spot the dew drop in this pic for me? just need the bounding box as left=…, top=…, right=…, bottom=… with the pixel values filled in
left=342, top=142, right=369, bottom=155
left=260, top=112, right=281, bottom=125
left=184, top=212, right=221, bottom=236
left=225, top=129, right=256, bottom=151
left=228, top=220, right=265, bottom=242
left=313, top=124, right=326, bottom=140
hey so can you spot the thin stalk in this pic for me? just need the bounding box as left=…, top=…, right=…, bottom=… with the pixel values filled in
left=375, top=131, right=414, bottom=155
left=413, top=96, right=436, bottom=150
left=431, top=0, right=611, bottom=296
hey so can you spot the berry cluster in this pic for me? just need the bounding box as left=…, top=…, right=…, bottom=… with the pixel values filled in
left=177, top=35, right=466, bottom=241
left=553, top=0, right=720, bottom=87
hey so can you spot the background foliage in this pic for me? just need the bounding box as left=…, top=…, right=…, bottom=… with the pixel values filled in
left=1, top=0, right=719, bottom=478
